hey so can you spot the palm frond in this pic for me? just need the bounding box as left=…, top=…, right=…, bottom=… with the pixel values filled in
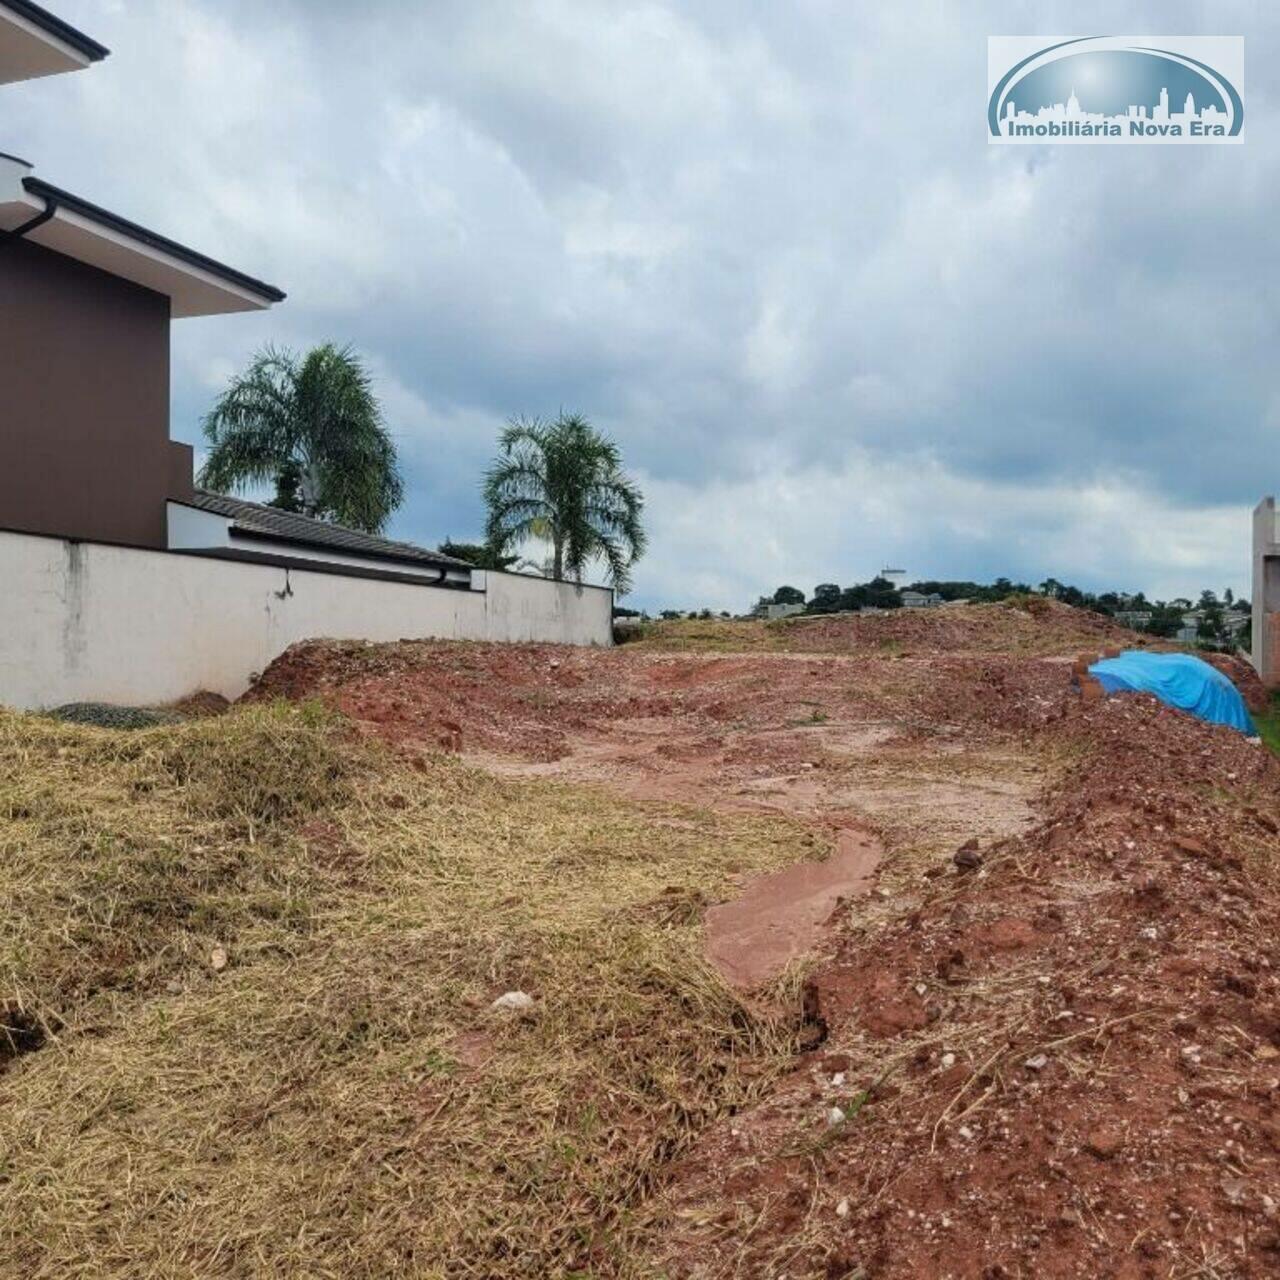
left=482, top=411, right=646, bottom=593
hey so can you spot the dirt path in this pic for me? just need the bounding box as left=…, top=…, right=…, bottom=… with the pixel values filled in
left=705, top=828, right=882, bottom=988
left=251, top=639, right=1062, bottom=989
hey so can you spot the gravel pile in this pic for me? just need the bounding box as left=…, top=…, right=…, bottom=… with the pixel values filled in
left=48, top=703, right=169, bottom=730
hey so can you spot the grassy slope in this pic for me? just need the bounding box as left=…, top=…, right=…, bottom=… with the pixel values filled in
left=1255, top=694, right=1280, bottom=755
left=0, top=705, right=816, bottom=1279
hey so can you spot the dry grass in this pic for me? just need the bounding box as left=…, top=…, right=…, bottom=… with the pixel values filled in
left=0, top=703, right=814, bottom=1278
left=628, top=617, right=789, bottom=652
left=629, top=604, right=1136, bottom=659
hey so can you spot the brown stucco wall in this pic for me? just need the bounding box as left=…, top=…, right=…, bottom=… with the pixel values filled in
left=0, top=237, right=187, bottom=549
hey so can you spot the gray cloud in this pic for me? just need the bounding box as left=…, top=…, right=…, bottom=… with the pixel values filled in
left=8, top=1, right=1274, bottom=606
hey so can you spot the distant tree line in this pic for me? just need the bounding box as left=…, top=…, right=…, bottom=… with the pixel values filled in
left=746, top=578, right=1251, bottom=651
left=752, top=576, right=1034, bottom=617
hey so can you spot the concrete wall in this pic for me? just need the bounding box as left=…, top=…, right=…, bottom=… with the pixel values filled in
left=0, top=237, right=191, bottom=550
left=0, top=530, right=612, bottom=710
left=1252, top=497, right=1280, bottom=688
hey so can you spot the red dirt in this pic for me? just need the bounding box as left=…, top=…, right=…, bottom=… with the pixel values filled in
left=244, top=605, right=1280, bottom=1278
left=651, top=696, right=1280, bottom=1280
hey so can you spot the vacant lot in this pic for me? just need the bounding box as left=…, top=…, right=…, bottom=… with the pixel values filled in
left=3, top=603, right=1278, bottom=1278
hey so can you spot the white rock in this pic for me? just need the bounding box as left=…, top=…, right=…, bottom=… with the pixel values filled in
left=491, top=990, right=536, bottom=1013
left=831, top=1072, right=846, bottom=1087
left=826, top=1105, right=846, bottom=1127
left=836, top=1197, right=850, bottom=1218
left=1023, top=1054, right=1049, bottom=1071
left=940, top=1052, right=956, bottom=1069
left=210, top=945, right=228, bottom=972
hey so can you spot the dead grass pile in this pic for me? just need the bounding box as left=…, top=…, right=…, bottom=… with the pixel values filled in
left=0, top=703, right=811, bottom=1278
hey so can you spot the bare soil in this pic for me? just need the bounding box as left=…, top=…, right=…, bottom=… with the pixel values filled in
left=246, top=604, right=1280, bottom=1278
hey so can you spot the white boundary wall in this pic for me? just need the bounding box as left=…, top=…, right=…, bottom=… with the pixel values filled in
left=0, top=530, right=613, bottom=710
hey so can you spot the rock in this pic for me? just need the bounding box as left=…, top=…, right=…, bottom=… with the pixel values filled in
left=825, top=1105, right=846, bottom=1127
left=1023, top=1054, right=1049, bottom=1072
left=1221, top=1176, right=1247, bottom=1206
left=1085, top=1128, right=1124, bottom=1160
left=491, top=990, right=536, bottom=1013
left=835, top=1197, right=850, bottom=1218
left=210, top=946, right=228, bottom=972
left=953, top=841, right=983, bottom=872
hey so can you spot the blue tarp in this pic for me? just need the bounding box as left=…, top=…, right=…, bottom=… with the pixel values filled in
left=1088, top=650, right=1255, bottom=735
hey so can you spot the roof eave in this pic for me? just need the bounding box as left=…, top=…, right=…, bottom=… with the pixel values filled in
left=0, top=0, right=107, bottom=84
left=0, top=174, right=285, bottom=316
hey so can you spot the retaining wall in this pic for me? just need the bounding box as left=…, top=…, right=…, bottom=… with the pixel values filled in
left=0, top=529, right=612, bottom=710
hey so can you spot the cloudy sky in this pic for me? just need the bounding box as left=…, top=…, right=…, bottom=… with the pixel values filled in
left=8, top=1, right=1276, bottom=609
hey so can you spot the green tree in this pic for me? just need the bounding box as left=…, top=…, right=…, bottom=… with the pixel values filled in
left=437, top=539, right=519, bottom=571
left=199, top=343, right=403, bottom=533
left=484, top=413, right=646, bottom=593
left=773, top=585, right=805, bottom=606
left=808, top=583, right=842, bottom=613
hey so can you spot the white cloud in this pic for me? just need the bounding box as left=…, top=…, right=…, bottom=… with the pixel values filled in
left=11, top=0, right=1277, bottom=609
left=634, top=450, right=1251, bottom=611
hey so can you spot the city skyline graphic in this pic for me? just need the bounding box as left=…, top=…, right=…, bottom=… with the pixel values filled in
left=1002, top=84, right=1228, bottom=134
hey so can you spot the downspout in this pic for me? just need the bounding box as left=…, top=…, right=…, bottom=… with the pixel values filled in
left=0, top=193, right=57, bottom=248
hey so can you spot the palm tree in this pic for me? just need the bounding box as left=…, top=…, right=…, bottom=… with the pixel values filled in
left=484, top=413, right=646, bottom=593
left=198, top=343, right=403, bottom=534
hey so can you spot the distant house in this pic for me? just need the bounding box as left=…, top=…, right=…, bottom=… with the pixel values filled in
left=765, top=602, right=805, bottom=620
left=1175, top=614, right=1200, bottom=645
left=1175, top=608, right=1249, bottom=647
left=0, top=3, right=612, bottom=711
left=1114, top=610, right=1153, bottom=629
left=900, top=590, right=944, bottom=609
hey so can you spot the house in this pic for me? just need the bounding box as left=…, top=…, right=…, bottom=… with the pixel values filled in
left=0, top=4, right=611, bottom=711
left=1175, top=614, right=1201, bottom=645
left=765, top=602, right=805, bottom=620
left=1114, top=610, right=1153, bottom=629
left=900, top=590, right=944, bottom=609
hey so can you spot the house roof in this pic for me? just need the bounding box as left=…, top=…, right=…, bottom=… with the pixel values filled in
left=190, top=490, right=472, bottom=571
left=0, top=0, right=107, bottom=83
left=1, top=154, right=284, bottom=315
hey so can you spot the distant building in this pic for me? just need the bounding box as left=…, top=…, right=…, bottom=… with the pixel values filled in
left=765, top=602, right=805, bottom=621
left=900, top=590, right=944, bottom=609
left=1114, top=610, right=1153, bottom=629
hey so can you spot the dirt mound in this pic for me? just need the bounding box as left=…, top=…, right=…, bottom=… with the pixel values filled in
left=777, top=599, right=1147, bottom=658
left=649, top=695, right=1280, bottom=1278
left=634, top=601, right=1148, bottom=658
left=1200, top=651, right=1271, bottom=715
